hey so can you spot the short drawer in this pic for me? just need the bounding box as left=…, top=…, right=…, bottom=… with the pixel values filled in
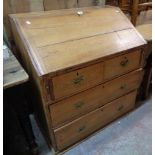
left=50, top=70, right=142, bottom=128
left=104, top=50, right=141, bottom=81
left=52, top=63, right=104, bottom=99
left=54, top=91, right=137, bottom=151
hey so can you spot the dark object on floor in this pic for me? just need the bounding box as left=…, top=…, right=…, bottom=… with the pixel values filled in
left=4, top=86, right=38, bottom=155
left=3, top=44, right=38, bottom=155
left=136, top=24, right=152, bottom=100
left=140, top=54, right=152, bottom=100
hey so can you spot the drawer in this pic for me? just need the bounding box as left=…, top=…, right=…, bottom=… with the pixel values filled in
left=52, top=63, right=104, bottom=99
left=51, top=50, right=141, bottom=100
left=104, top=50, right=141, bottom=81
left=50, top=70, right=142, bottom=128
left=54, top=91, right=137, bottom=151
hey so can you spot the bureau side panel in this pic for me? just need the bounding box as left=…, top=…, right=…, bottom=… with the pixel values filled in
left=9, top=17, right=57, bottom=150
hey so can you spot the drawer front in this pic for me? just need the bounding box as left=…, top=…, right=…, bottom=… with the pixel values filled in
left=54, top=91, right=137, bottom=151
left=104, top=50, right=141, bottom=81
left=51, top=50, right=141, bottom=100
left=50, top=70, right=142, bottom=128
left=52, top=63, right=104, bottom=99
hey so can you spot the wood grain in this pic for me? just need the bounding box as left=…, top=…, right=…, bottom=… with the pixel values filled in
left=52, top=62, right=104, bottom=99
left=3, top=0, right=44, bottom=40
left=104, top=50, right=141, bottom=81
left=50, top=69, right=142, bottom=128
left=10, top=7, right=146, bottom=76
left=51, top=50, right=141, bottom=100
left=3, top=45, right=28, bottom=89
left=43, top=0, right=95, bottom=10
left=54, top=91, right=137, bottom=151
left=9, top=7, right=146, bottom=153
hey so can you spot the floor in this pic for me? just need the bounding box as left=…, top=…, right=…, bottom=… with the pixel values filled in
left=31, top=96, right=152, bottom=155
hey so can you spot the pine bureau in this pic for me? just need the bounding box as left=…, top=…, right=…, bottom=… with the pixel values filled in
left=10, top=6, right=146, bottom=153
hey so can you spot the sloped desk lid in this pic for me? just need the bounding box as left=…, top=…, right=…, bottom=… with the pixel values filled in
left=10, top=6, right=146, bottom=76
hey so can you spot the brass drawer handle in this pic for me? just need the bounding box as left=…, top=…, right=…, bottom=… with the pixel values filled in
left=74, top=101, right=85, bottom=109
left=73, top=75, right=84, bottom=85
left=120, top=57, right=129, bottom=67
left=118, top=105, right=124, bottom=111
left=120, top=84, right=127, bottom=89
left=78, top=126, right=86, bottom=132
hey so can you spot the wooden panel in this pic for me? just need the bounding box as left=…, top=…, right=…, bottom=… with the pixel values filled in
left=43, top=0, right=95, bottom=10
left=52, top=63, right=104, bottom=99
left=3, top=44, right=29, bottom=89
left=36, top=29, right=145, bottom=75
left=23, top=8, right=132, bottom=47
left=9, top=7, right=146, bottom=76
left=51, top=50, right=141, bottom=100
left=118, top=0, right=131, bottom=13
left=9, top=6, right=145, bottom=153
left=9, top=14, right=58, bottom=150
left=3, top=0, right=44, bottom=40
left=104, top=50, right=141, bottom=80
left=50, top=69, right=142, bottom=128
left=5, top=0, right=44, bottom=13
left=54, top=91, right=137, bottom=151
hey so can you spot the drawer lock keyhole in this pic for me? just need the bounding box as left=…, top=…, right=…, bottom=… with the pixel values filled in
left=74, top=101, right=85, bottom=109
left=120, top=84, right=127, bottom=89
left=73, top=75, right=84, bottom=85
left=120, top=57, right=129, bottom=67
left=78, top=126, right=86, bottom=132
left=118, top=105, right=124, bottom=111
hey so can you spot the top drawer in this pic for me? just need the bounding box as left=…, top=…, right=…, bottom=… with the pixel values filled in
left=104, top=50, right=141, bottom=80
left=51, top=50, right=141, bottom=100
left=52, top=63, right=104, bottom=99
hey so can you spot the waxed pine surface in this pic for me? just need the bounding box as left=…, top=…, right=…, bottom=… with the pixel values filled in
left=10, top=7, right=145, bottom=76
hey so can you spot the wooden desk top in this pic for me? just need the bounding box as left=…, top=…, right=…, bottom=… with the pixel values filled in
left=10, top=6, right=146, bottom=77
left=3, top=44, right=29, bottom=89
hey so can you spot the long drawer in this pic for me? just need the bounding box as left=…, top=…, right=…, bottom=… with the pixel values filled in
left=51, top=50, right=141, bottom=100
left=50, top=70, right=142, bottom=128
left=54, top=91, right=137, bottom=151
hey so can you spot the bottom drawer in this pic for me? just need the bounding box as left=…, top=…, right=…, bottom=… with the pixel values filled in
left=54, top=91, right=137, bottom=151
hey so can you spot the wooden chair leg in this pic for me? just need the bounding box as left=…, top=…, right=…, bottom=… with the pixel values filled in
left=131, top=0, right=139, bottom=26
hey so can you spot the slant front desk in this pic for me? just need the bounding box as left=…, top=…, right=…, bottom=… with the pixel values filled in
left=10, top=6, right=146, bottom=153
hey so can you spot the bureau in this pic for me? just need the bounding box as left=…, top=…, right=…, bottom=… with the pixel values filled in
left=10, top=6, right=146, bottom=153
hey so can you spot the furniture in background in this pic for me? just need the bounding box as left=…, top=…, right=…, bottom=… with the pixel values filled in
left=3, top=44, right=38, bottom=155
left=10, top=6, right=146, bottom=153
left=131, top=0, right=152, bottom=26
left=130, top=0, right=152, bottom=100
left=118, top=0, right=131, bottom=14
left=105, top=0, right=118, bottom=6
left=105, top=0, right=131, bottom=14
left=136, top=24, right=152, bottom=99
